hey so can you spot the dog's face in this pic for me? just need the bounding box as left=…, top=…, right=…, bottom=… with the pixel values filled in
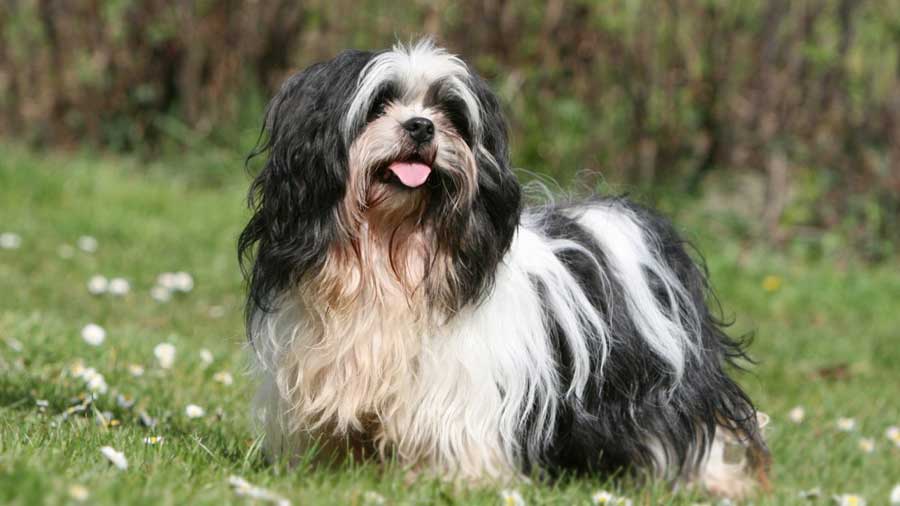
left=240, top=40, right=521, bottom=318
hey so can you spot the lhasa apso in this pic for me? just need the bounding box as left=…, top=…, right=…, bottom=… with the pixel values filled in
left=239, top=39, right=769, bottom=498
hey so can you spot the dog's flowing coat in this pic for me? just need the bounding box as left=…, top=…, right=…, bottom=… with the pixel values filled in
left=239, top=40, right=769, bottom=497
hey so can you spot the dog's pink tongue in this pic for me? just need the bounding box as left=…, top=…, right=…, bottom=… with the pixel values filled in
left=388, top=161, right=431, bottom=188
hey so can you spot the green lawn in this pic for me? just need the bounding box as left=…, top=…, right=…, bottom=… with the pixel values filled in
left=1, top=144, right=898, bottom=505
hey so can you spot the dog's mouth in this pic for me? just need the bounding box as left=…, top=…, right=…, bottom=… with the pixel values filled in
left=379, top=154, right=433, bottom=188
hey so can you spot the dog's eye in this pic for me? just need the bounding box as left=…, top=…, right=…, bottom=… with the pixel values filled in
left=367, top=98, right=388, bottom=122
left=440, top=97, right=472, bottom=142
left=366, top=86, right=397, bottom=122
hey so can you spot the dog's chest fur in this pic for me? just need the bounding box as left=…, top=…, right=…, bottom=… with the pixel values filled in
left=282, top=224, right=433, bottom=441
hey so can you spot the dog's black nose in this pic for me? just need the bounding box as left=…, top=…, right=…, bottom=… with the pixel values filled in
left=403, top=117, right=434, bottom=144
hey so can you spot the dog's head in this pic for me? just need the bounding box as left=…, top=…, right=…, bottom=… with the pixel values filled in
left=240, top=40, right=521, bottom=318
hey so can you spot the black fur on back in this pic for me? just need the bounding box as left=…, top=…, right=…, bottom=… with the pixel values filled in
left=524, top=197, right=767, bottom=479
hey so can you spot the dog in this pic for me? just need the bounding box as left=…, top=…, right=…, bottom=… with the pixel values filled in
left=238, top=39, right=769, bottom=498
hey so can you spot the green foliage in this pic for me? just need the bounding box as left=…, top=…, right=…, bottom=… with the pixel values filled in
left=0, top=0, right=898, bottom=252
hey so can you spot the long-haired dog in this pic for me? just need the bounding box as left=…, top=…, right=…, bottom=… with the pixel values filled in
left=238, top=39, right=770, bottom=498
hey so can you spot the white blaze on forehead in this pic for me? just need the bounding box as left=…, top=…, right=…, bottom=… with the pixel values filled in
left=344, top=39, right=481, bottom=140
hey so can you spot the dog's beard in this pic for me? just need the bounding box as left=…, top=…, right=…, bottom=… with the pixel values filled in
left=312, top=103, right=478, bottom=316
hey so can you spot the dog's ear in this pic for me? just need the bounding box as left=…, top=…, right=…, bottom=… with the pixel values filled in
left=434, top=73, right=522, bottom=311
left=468, top=73, right=521, bottom=238
left=238, top=50, right=373, bottom=314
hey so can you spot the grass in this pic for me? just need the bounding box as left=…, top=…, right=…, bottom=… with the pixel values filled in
left=1, top=143, right=898, bottom=506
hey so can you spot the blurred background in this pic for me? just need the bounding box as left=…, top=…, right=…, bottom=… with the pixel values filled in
left=2, top=0, right=899, bottom=260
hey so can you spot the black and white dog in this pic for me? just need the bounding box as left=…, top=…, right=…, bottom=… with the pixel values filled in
left=239, top=39, right=769, bottom=498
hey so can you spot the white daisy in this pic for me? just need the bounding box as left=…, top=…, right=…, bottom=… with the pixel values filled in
left=228, top=475, right=291, bottom=506
left=199, top=349, right=214, bottom=366
left=153, top=343, right=176, bottom=369
left=85, top=372, right=108, bottom=394
left=799, top=487, right=822, bottom=499
left=127, top=364, right=145, bottom=377
left=0, top=232, right=22, bottom=249
left=213, top=371, right=234, bottom=386
left=81, top=324, right=106, bottom=346
left=788, top=406, right=805, bottom=423
left=69, top=360, right=86, bottom=377
left=115, top=394, right=135, bottom=409
left=886, top=426, right=900, bottom=446
left=836, top=417, right=856, bottom=432
left=108, top=278, right=130, bottom=296
left=591, top=491, right=632, bottom=506
left=87, top=275, right=109, bottom=295
left=172, top=271, right=194, bottom=292
left=858, top=438, right=875, bottom=453
left=363, top=491, right=386, bottom=505
left=185, top=404, right=205, bottom=418
left=77, top=235, right=98, bottom=253
left=890, top=484, right=900, bottom=505
left=68, top=484, right=89, bottom=502
left=157, top=272, right=177, bottom=290
left=834, top=494, right=866, bottom=506
left=150, top=285, right=172, bottom=302
left=99, top=446, right=128, bottom=470
left=592, top=491, right=616, bottom=505
left=143, top=436, right=164, bottom=445
left=500, top=489, right=525, bottom=506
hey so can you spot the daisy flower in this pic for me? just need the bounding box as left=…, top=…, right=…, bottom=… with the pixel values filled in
left=858, top=438, right=875, bottom=453
left=150, top=285, right=172, bottom=302
left=592, top=491, right=616, bottom=505
left=836, top=417, right=856, bottom=432
left=87, top=275, right=109, bottom=295
left=886, top=426, right=900, bottom=446
left=108, top=278, right=130, bottom=296
left=68, top=360, right=86, bottom=377
left=143, top=436, right=164, bottom=445
left=0, top=232, right=22, bottom=249
left=81, top=324, right=106, bottom=346
left=890, top=484, right=900, bottom=505
left=99, top=446, right=128, bottom=470
left=127, top=364, right=145, bottom=377
left=154, top=343, right=176, bottom=369
left=78, top=367, right=108, bottom=394
left=788, top=406, right=805, bottom=423
left=834, top=494, right=865, bottom=506
left=157, top=272, right=177, bottom=289
left=363, top=491, right=386, bottom=505
left=199, top=349, right=214, bottom=366
left=228, top=475, right=291, bottom=506
left=138, top=411, right=157, bottom=428
left=115, top=394, right=135, bottom=409
left=799, top=487, right=822, bottom=499
left=500, top=489, right=525, bottom=506
left=77, top=235, right=98, bottom=253
left=185, top=404, right=205, bottom=418
left=172, top=271, right=194, bottom=292
left=213, top=371, right=234, bottom=386
left=591, top=491, right=632, bottom=506
left=68, top=484, right=89, bottom=502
